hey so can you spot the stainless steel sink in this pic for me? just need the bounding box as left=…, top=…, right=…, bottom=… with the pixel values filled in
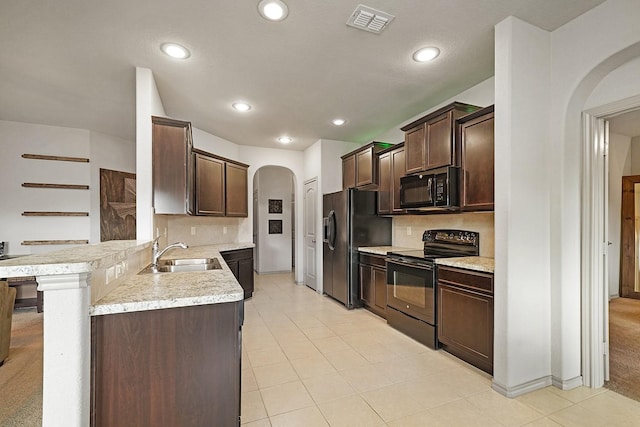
left=139, top=257, right=222, bottom=274
left=161, top=258, right=217, bottom=266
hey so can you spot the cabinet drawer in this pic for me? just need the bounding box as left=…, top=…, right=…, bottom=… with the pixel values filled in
left=359, top=253, right=386, bottom=268
left=437, top=266, right=493, bottom=294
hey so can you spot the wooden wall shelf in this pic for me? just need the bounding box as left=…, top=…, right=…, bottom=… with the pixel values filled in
left=22, top=183, right=90, bottom=190
left=22, top=211, right=89, bottom=217
left=22, top=240, right=89, bottom=246
left=22, top=154, right=90, bottom=163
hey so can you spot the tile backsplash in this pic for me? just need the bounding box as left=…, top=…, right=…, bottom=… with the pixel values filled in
left=392, top=212, right=494, bottom=257
left=154, top=215, right=250, bottom=247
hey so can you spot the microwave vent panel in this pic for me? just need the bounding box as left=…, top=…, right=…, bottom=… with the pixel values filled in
left=346, top=4, right=394, bottom=34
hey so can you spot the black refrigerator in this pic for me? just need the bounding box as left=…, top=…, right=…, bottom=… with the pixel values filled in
left=322, top=189, right=392, bottom=308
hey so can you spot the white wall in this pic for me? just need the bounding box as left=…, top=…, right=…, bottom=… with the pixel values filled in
left=192, top=127, right=240, bottom=160
left=494, top=17, right=552, bottom=396
left=632, top=136, right=640, bottom=175
left=254, top=166, right=293, bottom=273
left=135, top=67, right=166, bottom=242
left=0, top=121, right=135, bottom=255
left=607, top=132, right=632, bottom=298
left=372, top=77, right=495, bottom=143
left=547, top=0, right=640, bottom=390
left=303, top=138, right=362, bottom=292
left=240, top=145, right=305, bottom=283
left=320, top=139, right=362, bottom=194
left=585, top=55, right=640, bottom=111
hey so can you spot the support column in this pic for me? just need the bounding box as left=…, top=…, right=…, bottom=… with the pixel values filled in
left=37, top=273, right=91, bottom=427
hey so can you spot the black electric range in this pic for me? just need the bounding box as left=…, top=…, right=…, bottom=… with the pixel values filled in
left=385, top=229, right=479, bottom=348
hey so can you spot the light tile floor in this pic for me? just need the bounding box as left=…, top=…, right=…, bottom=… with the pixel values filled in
left=242, top=273, right=640, bottom=426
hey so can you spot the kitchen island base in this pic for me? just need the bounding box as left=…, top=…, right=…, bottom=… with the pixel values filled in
left=91, top=301, right=243, bottom=427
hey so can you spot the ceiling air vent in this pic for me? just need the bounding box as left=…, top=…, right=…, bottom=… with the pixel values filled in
left=346, top=4, right=395, bottom=34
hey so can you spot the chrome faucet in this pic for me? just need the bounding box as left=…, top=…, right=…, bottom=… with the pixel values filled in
left=152, top=237, right=188, bottom=271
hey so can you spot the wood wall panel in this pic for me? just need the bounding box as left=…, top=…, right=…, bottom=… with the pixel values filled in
left=100, top=169, right=136, bottom=242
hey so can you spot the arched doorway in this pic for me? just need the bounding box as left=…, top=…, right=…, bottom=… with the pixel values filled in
left=253, top=166, right=296, bottom=274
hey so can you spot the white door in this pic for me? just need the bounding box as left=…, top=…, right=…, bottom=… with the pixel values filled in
left=304, top=178, right=318, bottom=290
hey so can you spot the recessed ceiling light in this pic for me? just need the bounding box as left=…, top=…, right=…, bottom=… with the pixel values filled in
left=160, top=43, right=191, bottom=59
left=258, top=0, right=289, bottom=21
left=278, top=136, right=292, bottom=144
left=332, top=118, right=346, bottom=126
left=412, top=47, right=440, bottom=62
left=232, top=102, right=252, bottom=112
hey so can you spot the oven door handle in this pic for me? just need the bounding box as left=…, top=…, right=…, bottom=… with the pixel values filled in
left=386, top=259, right=433, bottom=271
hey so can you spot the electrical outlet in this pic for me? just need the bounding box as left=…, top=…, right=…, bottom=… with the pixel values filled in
left=407, top=227, right=412, bottom=236
left=106, top=266, right=115, bottom=284
left=164, top=227, right=167, bottom=237
left=115, top=261, right=127, bottom=278
left=223, top=226, right=228, bottom=234
left=191, top=226, right=196, bottom=235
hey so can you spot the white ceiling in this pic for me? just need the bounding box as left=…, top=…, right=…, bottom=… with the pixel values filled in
left=0, top=0, right=607, bottom=150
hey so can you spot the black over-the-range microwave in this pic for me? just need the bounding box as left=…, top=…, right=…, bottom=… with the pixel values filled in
left=399, top=166, right=459, bottom=210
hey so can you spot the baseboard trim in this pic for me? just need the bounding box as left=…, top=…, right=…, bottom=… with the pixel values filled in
left=492, top=375, right=552, bottom=398
left=255, top=269, right=293, bottom=275
left=552, top=375, right=583, bottom=390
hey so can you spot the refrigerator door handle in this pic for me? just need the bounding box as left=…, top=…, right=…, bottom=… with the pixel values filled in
left=323, top=217, right=329, bottom=243
left=328, top=210, right=336, bottom=250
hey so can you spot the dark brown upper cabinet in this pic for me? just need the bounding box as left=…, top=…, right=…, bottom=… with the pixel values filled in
left=195, top=153, right=225, bottom=216
left=152, top=116, right=195, bottom=215
left=342, top=154, right=356, bottom=189
left=457, top=105, right=494, bottom=211
left=193, top=148, right=249, bottom=218
left=401, top=102, right=480, bottom=174
left=225, top=162, right=248, bottom=217
left=152, top=116, right=248, bottom=217
left=377, top=143, right=406, bottom=215
left=341, top=142, right=394, bottom=190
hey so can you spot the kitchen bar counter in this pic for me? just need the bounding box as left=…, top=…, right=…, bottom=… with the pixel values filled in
left=435, top=256, right=494, bottom=273
left=0, top=241, right=253, bottom=315
left=358, top=246, right=417, bottom=256
left=90, top=244, right=249, bottom=316
left=0, top=239, right=253, bottom=427
left=0, top=240, right=149, bottom=278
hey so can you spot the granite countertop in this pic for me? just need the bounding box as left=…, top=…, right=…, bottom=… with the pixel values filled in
left=0, top=240, right=150, bottom=278
left=435, top=256, right=494, bottom=273
left=90, top=243, right=253, bottom=316
left=0, top=240, right=254, bottom=316
left=358, top=246, right=418, bottom=256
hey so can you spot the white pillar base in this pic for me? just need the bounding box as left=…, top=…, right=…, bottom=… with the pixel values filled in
left=37, top=273, right=91, bottom=427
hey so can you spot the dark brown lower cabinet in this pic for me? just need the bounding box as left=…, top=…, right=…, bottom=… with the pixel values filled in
left=221, top=248, right=254, bottom=299
left=437, top=266, right=493, bottom=374
left=359, top=253, right=387, bottom=318
left=91, top=301, right=242, bottom=427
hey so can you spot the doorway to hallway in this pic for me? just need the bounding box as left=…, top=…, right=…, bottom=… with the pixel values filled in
left=253, top=166, right=296, bottom=274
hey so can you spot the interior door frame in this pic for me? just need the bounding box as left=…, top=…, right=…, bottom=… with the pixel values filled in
left=620, top=175, right=640, bottom=299
left=583, top=94, right=640, bottom=388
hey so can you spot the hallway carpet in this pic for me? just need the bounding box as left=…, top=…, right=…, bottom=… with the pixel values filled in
left=0, top=308, right=43, bottom=426
left=607, top=297, right=640, bottom=402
